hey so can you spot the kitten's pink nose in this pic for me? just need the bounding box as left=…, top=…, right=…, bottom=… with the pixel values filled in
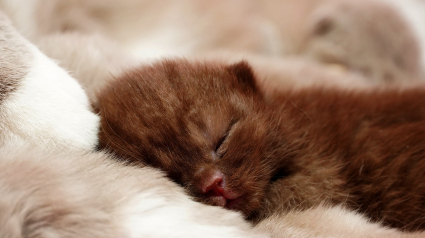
left=202, top=171, right=225, bottom=196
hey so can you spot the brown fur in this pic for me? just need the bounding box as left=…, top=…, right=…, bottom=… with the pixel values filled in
left=96, top=59, right=425, bottom=232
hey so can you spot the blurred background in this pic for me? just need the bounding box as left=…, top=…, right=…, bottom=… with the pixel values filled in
left=3, top=0, right=425, bottom=95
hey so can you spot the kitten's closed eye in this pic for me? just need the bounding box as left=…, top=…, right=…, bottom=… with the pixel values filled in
left=270, top=167, right=292, bottom=182
left=214, top=121, right=237, bottom=158
left=215, top=134, right=227, bottom=154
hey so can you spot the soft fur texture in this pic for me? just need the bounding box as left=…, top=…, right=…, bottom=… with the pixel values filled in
left=0, top=17, right=264, bottom=237
left=0, top=145, right=266, bottom=238
left=97, top=59, right=425, bottom=232
left=4, top=145, right=420, bottom=238
left=255, top=205, right=425, bottom=238
left=2, top=1, right=425, bottom=236
left=36, top=32, right=138, bottom=103
left=0, top=11, right=99, bottom=150
left=0, top=12, right=272, bottom=238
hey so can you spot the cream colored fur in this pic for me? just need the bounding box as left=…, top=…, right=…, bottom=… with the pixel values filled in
left=0, top=145, right=266, bottom=238
left=255, top=205, right=425, bottom=238
left=0, top=11, right=99, bottom=151
left=36, top=32, right=138, bottom=103
left=32, top=32, right=424, bottom=238
left=0, top=2, right=424, bottom=237
left=0, top=12, right=268, bottom=238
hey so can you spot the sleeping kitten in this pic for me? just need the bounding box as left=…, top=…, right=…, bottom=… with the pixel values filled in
left=1, top=27, right=411, bottom=238
left=0, top=12, right=270, bottom=238
left=96, top=59, right=425, bottom=231
left=5, top=146, right=421, bottom=238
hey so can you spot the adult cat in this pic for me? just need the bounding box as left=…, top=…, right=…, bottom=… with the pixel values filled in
left=97, top=59, right=425, bottom=231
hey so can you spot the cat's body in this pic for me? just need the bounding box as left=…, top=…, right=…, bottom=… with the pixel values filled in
left=0, top=145, right=267, bottom=238
left=255, top=205, right=425, bottom=238
left=0, top=10, right=99, bottom=150
left=259, top=86, right=425, bottom=230
left=4, top=145, right=423, bottom=238
left=3, top=0, right=424, bottom=235
left=97, top=59, right=425, bottom=232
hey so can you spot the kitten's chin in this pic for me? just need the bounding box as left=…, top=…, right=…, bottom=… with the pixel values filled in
left=225, top=197, right=243, bottom=210
left=208, top=196, right=227, bottom=207
left=204, top=195, right=243, bottom=211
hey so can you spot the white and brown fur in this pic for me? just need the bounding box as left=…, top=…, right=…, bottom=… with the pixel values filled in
left=0, top=11, right=270, bottom=238
left=1, top=2, right=424, bottom=237
left=3, top=144, right=422, bottom=238
left=0, top=145, right=267, bottom=238
left=96, top=59, right=425, bottom=232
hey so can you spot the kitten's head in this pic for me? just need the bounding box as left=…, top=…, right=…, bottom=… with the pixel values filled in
left=96, top=60, right=291, bottom=218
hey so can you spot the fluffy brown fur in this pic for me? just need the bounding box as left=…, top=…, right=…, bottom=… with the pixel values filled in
left=97, top=59, right=425, bottom=232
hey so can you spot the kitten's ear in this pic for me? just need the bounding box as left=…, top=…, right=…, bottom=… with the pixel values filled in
left=227, top=61, right=258, bottom=94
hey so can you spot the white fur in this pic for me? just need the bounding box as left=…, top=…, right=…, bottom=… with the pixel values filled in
left=0, top=43, right=99, bottom=150
left=0, top=145, right=267, bottom=238
left=255, top=205, right=425, bottom=238
left=0, top=10, right=99, bottom=150
left=121, top=191, right=261, bottom=238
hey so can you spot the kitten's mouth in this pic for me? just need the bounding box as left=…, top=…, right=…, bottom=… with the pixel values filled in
left=208, top=195, right=227, bottom=207
left=205, top=190, right=240, bottom=208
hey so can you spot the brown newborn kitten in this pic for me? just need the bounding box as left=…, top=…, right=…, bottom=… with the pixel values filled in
left=96, top=60, right=425, bottom=231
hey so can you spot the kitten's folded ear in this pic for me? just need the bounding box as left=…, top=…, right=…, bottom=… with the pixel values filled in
left=227, top=61, right=258, bottom=95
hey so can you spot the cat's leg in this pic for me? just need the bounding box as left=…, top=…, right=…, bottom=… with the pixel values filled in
left=0, top=10, right=99, bottom=150
left=255, top=205, right=425, bottom=238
